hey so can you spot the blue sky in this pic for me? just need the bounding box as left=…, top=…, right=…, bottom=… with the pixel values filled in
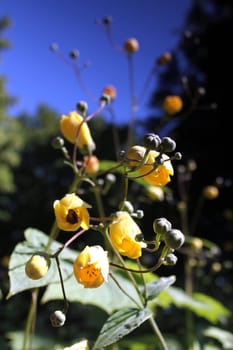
left=1, top=0, right=191, bottom=124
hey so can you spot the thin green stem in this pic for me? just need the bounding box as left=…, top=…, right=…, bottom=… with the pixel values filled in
left=148, top=316, right=169, bottom=350
left=109, top=272, right=142, bottom=309
left=22, top=289, right=38, bottom=350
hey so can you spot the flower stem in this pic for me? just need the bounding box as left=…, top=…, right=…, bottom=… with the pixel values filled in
left=148, top=315, right=169, bottom=350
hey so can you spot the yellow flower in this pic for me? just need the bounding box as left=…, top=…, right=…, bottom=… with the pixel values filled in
left=162, top=95, right=183, bottom=115
left=109, top=211, right=147, bottom=259
left=53, top=193, right=91, bottom=231
left=73, top=245, right=109, bottom=288
left=60, top=110, right=95, bottom=152
left=139, top=150, right=174, bottom=187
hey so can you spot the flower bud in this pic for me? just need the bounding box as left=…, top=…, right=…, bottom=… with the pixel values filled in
left=164, top=229, right=185, bottom=249
left=102, top=85, right=117, bottom=101
left=100, top=94, right=111, bottom=105
left=51, top=136, right=65, bottom=149
left=83, top=155, right=99, bottom=174
left=156, top=52, right=172, bottom=65
left=123, top=38, right=139, bottom=54
left=69, top=49, right=80, bottom=59
left=162, top=95, right=183, bottom=115
left=159, top=137, right=176, bottom=153
left=165, top=253, right=178, bottom=265
left=174, top=152, right=182, bottom=160
left=50, top=310, right=66, bottom=327
left=76, top=101, right=88, bottom=115
left=202, top=185, right=219, bottom=200
left=50, top=43, right=58, bottom=52
left=153, top=217, right=172, bottom=235
left=125, top=145, right=146, bottom=169
left=25, top=254, right=50, bottom=280
left=143, top=133, right=161, bottom=151
left=120, top=200, right=134, bottom=214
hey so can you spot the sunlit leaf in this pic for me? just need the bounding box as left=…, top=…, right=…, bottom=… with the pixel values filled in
left=7, top=227, right=76, bottom=298
left=42, top=270, right=142, bottom=314
left=143, top=275, right=176, bottom=301
left=156, top=286, right=231, bottom=323
left=93, top=307, right=152, bottom=349
left=203, top=327, right=233, bottom=349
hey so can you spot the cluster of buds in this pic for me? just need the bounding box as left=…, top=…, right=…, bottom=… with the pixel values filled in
left=153, top=217, right=185, bottom=265
left=124, top=133, right=181, bottom=187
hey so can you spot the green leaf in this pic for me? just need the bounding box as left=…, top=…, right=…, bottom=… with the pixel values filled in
left=143, top=275, right=176, bottom=301
left=93, top=307, right=152, bottom=349
left=7, top=227, right=77, bottom=298
left=203, top=326, right=233, bottom=349
left=42, top=270, right=142, bottom=314
left=156, top=286, right=231, bottom=323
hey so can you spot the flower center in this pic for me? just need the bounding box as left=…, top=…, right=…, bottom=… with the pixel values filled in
left=66, top=209, right=78, bottom=224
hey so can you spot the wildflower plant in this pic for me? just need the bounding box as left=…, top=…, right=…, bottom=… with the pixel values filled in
left=6, top=15, right=232, bottom=350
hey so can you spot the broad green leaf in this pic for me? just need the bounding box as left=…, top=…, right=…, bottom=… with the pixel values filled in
left=7, top=227, right=77, bottom=298
left=156, top=286, right=231, bottom=323
left=93, top=307, right=152, bottom=349
left=203, top=326, right=233, bottom=349
left=143, top=275, right=176, bottom=301
left=42, top=270, right=142, bottom=314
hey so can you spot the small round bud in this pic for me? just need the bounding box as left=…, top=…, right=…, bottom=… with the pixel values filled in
left=105, top=173, right=116, bottom=184
left=197, top=87, right=206, bottom=96
left=125, top=145, right=146, bottom=168
left=50, top=310, right=66, bottom=327
left=120, top=201, right=134, bottom=214
left=159, top=137, right=176, bottom=153
left=164, top=229, right=185, bottom=250
left=123, top=38, right=139, bottom=54
left=135, top=210, right=144, bottom=219
left=190, top=238, right=203, bottom=252
left=69, top=49, right=80, bottom=59
left=49, top=43, right=58, bottom=52
left=100, top=94, right=111, bottom=104
left=143, top=133, right=161, bottom=151
left=156, top=52, right=172, bottom=65
left=202, top=185, right=219, bottom=200
left=51, top=136, right=65, bottom=149
left=25, top=254, right=50, bottom=280
left=153, top=217, right=172, bottom=235
left=83, top=155, right=99, bottom=174
left=165, top=253, right=178, bottom=265
left=76, top=101, right=88, bottom=115
left=162, top=95, right=183, bottom=115
left=102, top=16, right=112, bottom=25
left=102, top=85, right=117, bottom=101
left=174, top=152, right=182, bottom=160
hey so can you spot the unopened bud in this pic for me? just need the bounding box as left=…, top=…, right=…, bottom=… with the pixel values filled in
left=153, top=217, right=172, bottom=235
left=164, top=229, right=185, bottom=250
left=143, top=133, right=161, bottom=151
left=50, top=310, right=66, bottom=327
left=52, top=136, right=65, bottom=149
left=159, top=137, right=176, bottom=153
left=165, top=253, right=178, bottom=265
left=76, top=101, right=88, bottom=115
left=69, top=49, right=80, bottom=59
